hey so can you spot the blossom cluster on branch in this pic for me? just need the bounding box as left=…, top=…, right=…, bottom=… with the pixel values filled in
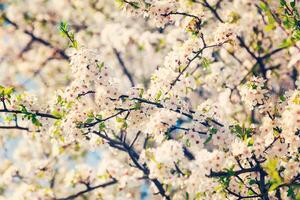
left=0, top=0, right=299, bottom=199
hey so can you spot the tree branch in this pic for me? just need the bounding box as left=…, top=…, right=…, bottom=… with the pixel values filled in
left=54, top=179, right=117, bottom=200
left=113, top=48, right=135, bottom=87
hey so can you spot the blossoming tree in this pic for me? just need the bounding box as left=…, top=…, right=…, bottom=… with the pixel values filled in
left=0, top=0, right=299, bottom=199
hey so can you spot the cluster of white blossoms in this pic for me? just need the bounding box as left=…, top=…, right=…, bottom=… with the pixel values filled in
left=146, top=0, right=179, bottom=27
left=239, top=76, right=269, bottom=110
left=1, top=0, right=300, bottom=199
left=120, top=0, right=181, bottom=27
left=214, top=23, right=237, bottom=45
left=9, top=92, right=39, bottom=111
left=281, top=90, right=300, bottom=151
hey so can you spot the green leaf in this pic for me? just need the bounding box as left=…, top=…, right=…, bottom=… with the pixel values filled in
left=71, top=40, right=78, bottom=49
left=201, top=57, right=211, bottom=69
left=115, top=0, right=125, bottom=7
left=218, top=176, right=230, bottom=188
left=58, top=21, right=68, bottom=36
left=287, top=186, right=295, bottom=197
left=209, top=127, right=218, bottom=134
left=290, top=1, right=295, bottom=8
left=228, top=11, right=241, bottom=24
left=232, top=124, right=243, bottom=137
left=265, top=23, right=276, bottom=32
left=116, top=117, right=124, bottom=123
left=185, top=138, right=191, bottom=147
left=85, top=117, right=94, bottom=124
left=57, top=95, right=63, bottom=105
left=19, top=105, right=28, bottom=113
left=179, top=65, right=185, bottom=73
left=138, top=88, right=144, bottom=98
left=4, top=87, right=14, bottom=96
left=121, top=121, right=128, bottom=130
left=279, top=38, right=294, bottom=48
left=263, top=158, right=283, bottom=191
left=0, top=86, right=14, bottom=98
left=249, top=179, right=256, bottom=185
left=231, top=124, right=253, bottom=139
left=280, top=0, right=286, bottom=6
left=247, top=137, right=254, bottom=146
left=225, top=166, right=235, bottom=176
left=204, top=134, right=212, bottom=144
left=259, top=2, right=268, bottom=12
left=96, top=114, right=102, bottom=120
left=279, top=94, right=286, bottom=102
left=98, top=122, right=106, bottom=131
left=154, top=90, right=162, bottom=102
left=31, top=115, right=42, bottom=127
left=195, top=192, right=201, bottom=200
left=132, top=102, right=141, bottom=110
left=58, top=21, right=78, bottom=49
left=51, top=110, right=63, bottom=118
left=292, top=30, right=300, bottom=41
left=130, top=2, right=140, bottom=9
left=185, top=192, right=189, bottom=200
left=4, top=115, right=14, bottom=122
left=97, top=62, right=105, bottom=72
